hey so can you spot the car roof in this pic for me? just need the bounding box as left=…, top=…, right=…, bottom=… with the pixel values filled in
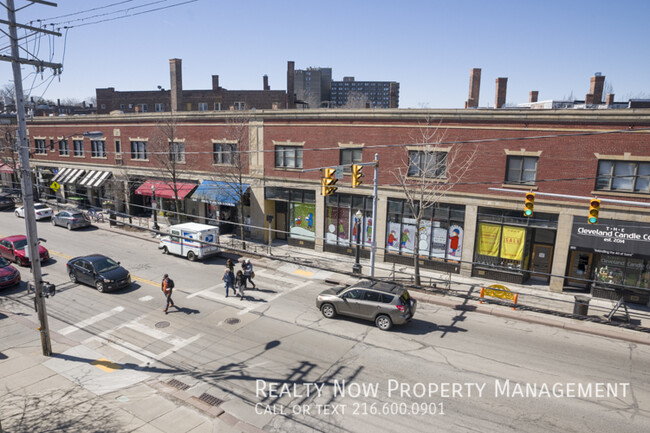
left=350, top=279, right=405, bottom=295
left=74, top=254, right=110, bottom=262
left=1, top=235, right=26, bottom=242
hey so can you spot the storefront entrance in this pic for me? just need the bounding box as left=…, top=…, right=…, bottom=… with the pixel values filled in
left=566, top=251, right=593, bottom=289
left=531, top=244, right=554, bottom=283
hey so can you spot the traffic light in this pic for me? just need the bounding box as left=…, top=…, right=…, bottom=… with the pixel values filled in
left=588, top=198, right=600, bottom=224
left=351, top=164, right=363, bottom=188
left=321, top=168, right=338, bottom=196
left=524, top=192, right=535, bottom=217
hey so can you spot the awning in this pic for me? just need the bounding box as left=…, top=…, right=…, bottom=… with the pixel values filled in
left=51, top=167, right=86, bottom=185
left=191, top=180, right=250, bottom=206
left=78, top=170, right=112, bottom=188
left=135, top=179, right=197, bottom=200
left=0, top=163, right=13, bottom=174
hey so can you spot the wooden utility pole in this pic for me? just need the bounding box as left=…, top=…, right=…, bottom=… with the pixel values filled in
left=2, top=0, right=62, bottom=356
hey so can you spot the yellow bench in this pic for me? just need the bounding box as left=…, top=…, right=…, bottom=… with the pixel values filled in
left=479, top=284, right=519, bottom=310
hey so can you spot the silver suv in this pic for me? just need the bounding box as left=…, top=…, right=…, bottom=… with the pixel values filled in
left=316, top=280, right=417, bottom=330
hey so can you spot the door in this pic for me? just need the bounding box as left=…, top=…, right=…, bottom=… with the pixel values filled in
left=338, top=289, right=364, bottom=317
left=77, top=260, right=95, bottom=285
left=169, top=229, right=181, bottom=255
left=358, top=290, right=383, bottom=320
left=275, top=201, right=287, bottom=240
left=566, top=251, right=593, bottom=288
left=0, top=239, right=11, bottom=260
left=531, top=244, right=553, bottom=282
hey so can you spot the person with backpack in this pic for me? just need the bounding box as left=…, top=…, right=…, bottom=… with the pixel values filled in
left=222, top=267, right=235, bottom=297
left=235, top=270, right=246, bottom=300
left=162, top=274, right=175, bottom=314
left=242, top=258, right=256, bottom=289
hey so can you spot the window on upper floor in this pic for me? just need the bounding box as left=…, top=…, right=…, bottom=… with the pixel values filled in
left=130, top=140, right=148, bottom=160
left=214, top=102, right=222, bottom=111
left=234, top=101, right=245, bottom=110
left=340, top=148, right=363, bottom=172
left=139, top=104, right=148, bottom=112
left=213, top=141, right=236, bottom=165
left=59, top=139, right=69, bottom=156
left=505, top=155, right=538, bottom=185
left=34, top=139, right=47, bottom=155
left=91, top=140, right=106, bottom=158
left=115, top=140, right=121, bottom=154
left=73, top=140, right=84, bottom=157
left=155, top=103, right=165, bottom=112
left=408, top=150, right=446, bottom=178
left=275, top=146, right=303, bottom=169
left=170, top=141, right=185, bottom=163
left=596, top=160, right=650, bottom=193
left=198, top=103, right=208, bottom=111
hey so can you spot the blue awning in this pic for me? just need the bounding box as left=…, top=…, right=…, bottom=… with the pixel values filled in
left=192, top=180, right=250, bottom=206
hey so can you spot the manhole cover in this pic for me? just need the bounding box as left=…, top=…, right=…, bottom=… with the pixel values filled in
left=224, top=317, right=240, bottom=325
left=155, top=321, right=170, bottom=328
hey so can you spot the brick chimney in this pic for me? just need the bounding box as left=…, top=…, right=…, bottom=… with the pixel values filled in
left=212, top=75, right=220, bottom=90
left=465, top=68, right=481, bottom=108
left=588, top=73, right=605, bottom=104
left=606, top=93, right=615, bottom=105
left=263, top=74, right=270, bottom=91
left=287, top=61, right=295, bottom=109
left=529, top=91, right=538, bottom=103
left=495, top=77, right=508, bottom=108
left=585, top=94, right=595, bottom=105
left=170, top=58, right=183, bottom=112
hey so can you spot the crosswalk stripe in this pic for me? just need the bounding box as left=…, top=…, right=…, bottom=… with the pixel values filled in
left=58, top=306, right=124, bottom=335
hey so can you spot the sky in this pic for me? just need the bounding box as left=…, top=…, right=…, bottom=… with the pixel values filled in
left=1, top=0, right=649, bottom=109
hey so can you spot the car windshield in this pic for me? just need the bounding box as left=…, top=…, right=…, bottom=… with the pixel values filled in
left=334, top=286, right=348, bottom=295
left=34, top=204, right=48, bottom=210
left=0, top=257, right=9, bottom=266
left=13, top=239, right=27, bottom=250
left=93, top=257, right=120, bottom=273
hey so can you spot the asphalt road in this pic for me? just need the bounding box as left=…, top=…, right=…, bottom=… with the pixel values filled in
left=1, top=211, right=650, bottom=433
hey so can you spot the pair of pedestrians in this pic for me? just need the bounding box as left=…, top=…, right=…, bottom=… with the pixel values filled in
left=223, top=258, right=255, bottom=300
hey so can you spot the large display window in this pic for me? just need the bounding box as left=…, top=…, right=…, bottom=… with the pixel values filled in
left=325, top=195, right=374, bottom=247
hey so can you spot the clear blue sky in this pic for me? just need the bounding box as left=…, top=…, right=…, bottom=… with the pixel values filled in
left=2, top=0, right=649, bottom=108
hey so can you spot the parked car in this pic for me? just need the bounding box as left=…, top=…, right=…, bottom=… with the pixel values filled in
left=316, top=280, right=417, bottom=330
left=66, top=254, right=131, bottom=293
left=14, top=203, right=53, bottom=220
left=0, top=194, right=16, bottom=211
left=51, top=211, right=91, bottom=230
left=0, top=235, right=50, bottom=266
left=0, top=257, right=21, bottom=289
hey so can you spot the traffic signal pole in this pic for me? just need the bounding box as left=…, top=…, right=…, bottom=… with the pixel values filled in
left=3, top=0, right=62, bottom=357
left=370, top=154, right=378, bottom=277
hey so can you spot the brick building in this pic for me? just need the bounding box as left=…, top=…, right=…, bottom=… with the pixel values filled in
left=23, top=108, right=650, bottom=303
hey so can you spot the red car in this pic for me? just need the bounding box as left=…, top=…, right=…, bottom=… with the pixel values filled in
left=0, top=257, right=21, bottom=288
left=0, top=235, right=50, bottom=266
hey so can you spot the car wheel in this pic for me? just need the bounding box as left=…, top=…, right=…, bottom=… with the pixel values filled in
left=375, top=314, right=393, bottom=331
left=187, top=251, right=196, bottom=261
left=67, top=223, right=72, bottom=230
left=13, top=255, right=22, bottom=265
left=69, top=272, right=77, bottom=283
left=95, top=281, right=105, bottom=293
left=14, top=210, right=20, bottom=217
left=162, top=246, right=169, bottom=255
left=321, top=303, right=336, bottom=318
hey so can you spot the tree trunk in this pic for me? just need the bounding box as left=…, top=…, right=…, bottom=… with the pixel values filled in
left=414, top=215, right=421, bottom=286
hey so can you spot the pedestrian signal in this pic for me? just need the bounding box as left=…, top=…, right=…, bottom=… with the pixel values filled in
left=588, top=199, right=600, bottom=224
left=524, top=192, right=535, bottom=217
left=321, top=168, right=338, bottom=196
left=351, top=164, right=363, bottom=188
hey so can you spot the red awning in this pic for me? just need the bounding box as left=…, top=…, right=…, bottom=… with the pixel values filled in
left=0, top=164, right=14, bottom=174
left=135, top=180, right=197, bottom=200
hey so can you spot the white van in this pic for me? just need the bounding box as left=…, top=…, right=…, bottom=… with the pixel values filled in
left=158, top=222, right=220, bottom=261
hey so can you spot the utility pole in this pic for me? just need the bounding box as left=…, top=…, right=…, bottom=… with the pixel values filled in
left=370, top=153, right=378, bottom=277
left=3, top=0, right=62, bottom=356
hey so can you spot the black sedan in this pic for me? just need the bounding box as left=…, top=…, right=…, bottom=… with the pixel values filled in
left=66, top=254, right=131, bottom=293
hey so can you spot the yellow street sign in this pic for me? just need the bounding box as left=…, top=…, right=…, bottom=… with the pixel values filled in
left=50, top=181, right=60, bottom=191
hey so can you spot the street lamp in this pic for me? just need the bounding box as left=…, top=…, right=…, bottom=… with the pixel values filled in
left=353, top=209, right=363, bottom=275
left=151, top=184, right=159, bottom=231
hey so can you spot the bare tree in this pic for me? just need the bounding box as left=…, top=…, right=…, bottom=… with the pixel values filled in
left=0, top=124, right=20, bottom=189
left=148, top=114, right=196, bottom=224
left=209, top=109, right=254, bottom=247
left=393, top=118, right=478, bottom=286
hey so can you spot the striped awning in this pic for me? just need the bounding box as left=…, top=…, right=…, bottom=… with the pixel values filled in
left=51, top=168, right=86, bottom=185
left=78, top=170, right=112, bottom=188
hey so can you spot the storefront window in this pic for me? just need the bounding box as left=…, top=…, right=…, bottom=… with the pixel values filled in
left=289, top=202, right=315, bottom=241
left=386, top=199, right=465, bottom=261
left=596, top=255, right=650, bottom=289
left=326, top=194, right=373, bottom=247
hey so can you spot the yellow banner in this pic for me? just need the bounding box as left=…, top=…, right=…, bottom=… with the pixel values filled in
left=500, top=226, right=526, bottom=260
left=477, top=223, right=501, bottom=257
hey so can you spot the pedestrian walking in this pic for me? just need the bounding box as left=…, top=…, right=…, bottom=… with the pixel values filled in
left=222, top=267, right=235, bottom=297
left=243, top=258, right=256, bottom=289
left=162, top=273, right=175, bottom=314
left=235, top=270, right=246, bottom=300
left=226, top=258, right=235, bottom=273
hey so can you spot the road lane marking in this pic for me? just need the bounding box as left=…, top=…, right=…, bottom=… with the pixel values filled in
left=139, top=295, right=154, bottom=302
left=58, top=306, right=124, bottom=335
left=293, top=269, right=313, bottom=277
left=131, top=275, right=159, bottom=287
left=237, top=280, right=313, bottom=316
left=49, top=250, right=73, bottom=260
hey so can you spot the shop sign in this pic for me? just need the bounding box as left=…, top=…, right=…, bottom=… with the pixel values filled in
left=570, top=219, right=650, bottom=257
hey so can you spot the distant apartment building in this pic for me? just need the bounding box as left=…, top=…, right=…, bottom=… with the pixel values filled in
left=293, top=67, right=399, bottom=108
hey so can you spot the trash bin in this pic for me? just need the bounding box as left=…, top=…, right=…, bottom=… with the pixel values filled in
left=108, top=210, right=116, bottom=227
left=573, top=295, right=590, bottom=316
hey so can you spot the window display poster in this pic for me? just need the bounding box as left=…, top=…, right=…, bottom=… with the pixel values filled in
left=431, top=226, right=447, bottom=259
left=419, top=220, right=432, bottom=256
left=386, top=221, right=401, bottom=252
left=363, top=217, right=373, bottom=247
left=477, top=223, right=501, bottom=257
left=500, top=226, right=526, bottom=260
left=447, top=224, right=463, bottom=259
left=326, top=206, right=350, bottom=246
left=400, top=218, right=417, bottom=254
left=290, top=203, right=315, bottom=241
